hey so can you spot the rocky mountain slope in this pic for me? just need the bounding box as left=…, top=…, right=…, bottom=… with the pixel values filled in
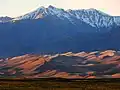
left=0, top=50, right=120, bottom=79
left=1, top=6, right=120, bottom=28
left=0, top=16, right=12, bottom=22
left=0, top=6, right=120, bottom=58
left=11, top=6, right=120, bottom=28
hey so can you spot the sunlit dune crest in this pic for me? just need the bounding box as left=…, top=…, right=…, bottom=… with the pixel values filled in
left=0, top=50, right=119, bottom=79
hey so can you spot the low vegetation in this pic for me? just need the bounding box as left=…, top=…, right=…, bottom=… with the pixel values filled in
left=0, top=78, right=119, bottom=90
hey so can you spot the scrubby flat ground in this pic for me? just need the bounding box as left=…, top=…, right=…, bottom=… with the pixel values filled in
left=0, top=78, right=120, bottom=90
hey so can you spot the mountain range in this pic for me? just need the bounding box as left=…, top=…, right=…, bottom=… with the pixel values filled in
left=0, top=6, right=120, bottom=79
left=0, top=5, right=120, bottom=58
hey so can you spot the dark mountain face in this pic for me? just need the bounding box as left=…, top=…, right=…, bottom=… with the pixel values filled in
left=0, top=6, right=120, bottom=58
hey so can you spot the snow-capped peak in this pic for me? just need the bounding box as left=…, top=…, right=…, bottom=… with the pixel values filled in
left=48, top=5, right=56, bottom=9
left=12, top=5, right=120, bottom=28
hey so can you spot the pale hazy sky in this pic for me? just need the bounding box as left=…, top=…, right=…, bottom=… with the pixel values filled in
left=0, top=0, right=120, bottom=17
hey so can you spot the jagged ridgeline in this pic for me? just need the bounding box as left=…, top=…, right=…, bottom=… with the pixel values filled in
left=0, top=6, right=120, bottom=58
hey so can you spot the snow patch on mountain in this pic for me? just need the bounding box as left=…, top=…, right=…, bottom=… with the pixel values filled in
left=113, top=16, right=120, bottom=25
